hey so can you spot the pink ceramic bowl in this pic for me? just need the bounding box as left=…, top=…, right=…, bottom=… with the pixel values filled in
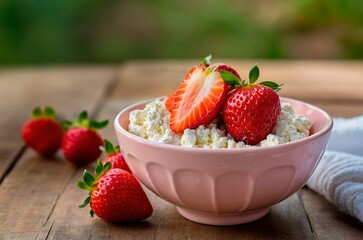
left=114, top=97, right=333, bottom=225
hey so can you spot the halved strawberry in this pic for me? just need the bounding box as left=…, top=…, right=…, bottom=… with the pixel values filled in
left=165, top=93, right=175, bottom=112
left=169, top=65, right=229, bottom=133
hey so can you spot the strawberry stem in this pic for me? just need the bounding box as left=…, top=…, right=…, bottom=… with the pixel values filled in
left=103, top=139, right=120, bottom=155
left=61, top=110, right=109, bottom=131
left=31, top=106, right=57, bottom=119
left=202, top=54, right=212, bottom=67
left=221, top=64, right=282, bottom=92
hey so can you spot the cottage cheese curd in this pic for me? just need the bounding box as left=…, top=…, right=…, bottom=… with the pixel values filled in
left=128, top=99, right=313, bottom=148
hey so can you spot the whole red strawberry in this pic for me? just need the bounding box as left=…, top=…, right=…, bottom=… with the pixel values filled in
left=221, top=65, right=282, bottom=145
left=102, top=139, right=131, bottom=173
left=22, top=107, right=63, bottom=158
left=62, top=111, right=108, bottom=166
left=78, top=160, right=153, bottom=222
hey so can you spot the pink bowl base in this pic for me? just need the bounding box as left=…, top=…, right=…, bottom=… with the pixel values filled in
left=177, top=207, right=270, bottom=226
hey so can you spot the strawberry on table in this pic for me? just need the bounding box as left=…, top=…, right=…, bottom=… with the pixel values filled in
left=169, top=64, right=229, bottom=132
left=21, top=107, right=63, bottom=158
left=102, top=139, right=131, bottom=173
left=61, top=111, right=108, bottom=166
left=221, top=64, right=282, bottom=145
left=78, top=160, right=153, bottom=222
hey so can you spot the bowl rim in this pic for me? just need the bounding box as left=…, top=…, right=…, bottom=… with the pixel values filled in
left=114, top=96, right=333, bottom=154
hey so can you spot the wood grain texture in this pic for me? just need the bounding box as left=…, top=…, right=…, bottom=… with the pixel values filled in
left=0, top=67, right=116, bottom=239
left=1, top=61, right=362, bottom=239
left=300, top=188, right=363, bottom=240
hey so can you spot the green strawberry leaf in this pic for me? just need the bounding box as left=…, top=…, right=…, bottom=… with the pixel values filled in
left=260, top=81, right=283, bottom=92
left=104, top=140, right=115, bottom=154
left=249, top=64, right=260, bottom=84
left=202, top=54, right=212, bottom=67
left=220, top=70, right=242, bottom=88
left=114, top=145, right=120, bottom=153
left=77, top=181, right=92, bottom=191
left=83, top=170, right=95, bottom=187
left=90, top=209, right=94, bottom=217
left=95, top=160, right=103, bottom=177
left=77, top=160, right=114, bottom=217
left=90, top=120, right=109, bottom=129
left=44, top=107, right=55, bottom=118
left=78, top=111, right=89, bottom=127
left=103, top=162, right=112, bottom=172
left=32, top=107, right=42, bottom=118
left=60, top=120, right=72, bottom=131
left=78, top=196, right=91, bottom=208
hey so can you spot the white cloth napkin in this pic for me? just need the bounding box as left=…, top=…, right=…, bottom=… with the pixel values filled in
left=306, top=115, right=363, bottom=222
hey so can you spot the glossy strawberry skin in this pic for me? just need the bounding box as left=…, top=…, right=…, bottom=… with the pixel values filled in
left=222, top=85, right=281, bottom=145
left=211, top=63, right=241, bottom=79
left=62, top=128, right=103, bottom=166
left=102, top=153, right=131, bottom=173
left=170, top=65, right=229, bottom=132
left=22, top=118, right=63, bottom=158
left=91, top=169, right=153, bottom=222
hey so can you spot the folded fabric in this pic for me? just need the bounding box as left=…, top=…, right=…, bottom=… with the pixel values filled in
left=306, top=115, right=363, bottom=222
left=327, top=115, right=363, bottom=156
left=306, top=151, right=363, bottom=222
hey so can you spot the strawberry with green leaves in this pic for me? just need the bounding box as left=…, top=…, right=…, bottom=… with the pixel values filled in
left=62, top=111, right=108, bottom=166
left=78, top=160, right=153, bottom=222
left=102, top=139, right=131, bottom=173
left=22, top=107, right=63, bottom=158
left=221, top=64, right=282, bottom=145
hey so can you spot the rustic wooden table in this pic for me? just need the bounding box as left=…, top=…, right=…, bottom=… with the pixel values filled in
left=1, top=60, right=363, bottom=239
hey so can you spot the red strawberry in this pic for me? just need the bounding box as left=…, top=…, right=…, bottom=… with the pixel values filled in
left=22, top=107, right=63, bottom=158
left=202, top=55, right=241, bottom=87
left=102, top=139, right=131, bottom=173
left=169, top=65, right=229, bottom=132
left=221, top=65, right=282, bottom=145
left=62, top=111, right=108, bottom=166
left=78, top=160, right=153, bottom=222
left=165, top=93, right=175, bottom=112
left=210, top=63, right=241, bottom=80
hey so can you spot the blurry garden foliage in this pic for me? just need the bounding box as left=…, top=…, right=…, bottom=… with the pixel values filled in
left=0, top=0, right=362, bottom=65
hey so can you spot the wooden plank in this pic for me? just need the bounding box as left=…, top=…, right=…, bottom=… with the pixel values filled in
left=269, top=193, right=314, bottom=240
left=0, top=143, right=23, bottom=182
left=110, top=60, right=363, bottom=104
left=0, top=66, right=116, bottom=180
left=0, top=67, right=116, bottom=239
left=293, top=100, right=363, bottom=118
left=0, top=66, right=117, bottom=142
left=1, top=61, right=362, bottom=239
left=0, top=151, right=75, bottom=239
left=300, top=188, right=363, bottom=240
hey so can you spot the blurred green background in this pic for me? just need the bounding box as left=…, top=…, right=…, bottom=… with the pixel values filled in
left=1, top=0, right=362, bottom=65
